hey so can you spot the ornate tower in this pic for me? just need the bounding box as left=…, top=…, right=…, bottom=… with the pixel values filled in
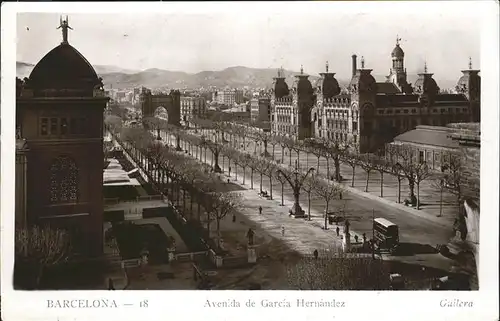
left=456, top=57, right=481, bottom=122
left=16, top=17, right=109, bottom=257
left=293, top=66, right=315, bottom=140
left=387, top=36, right=412, bottom=94
left=271, top=67, right=290, bottom=133
left=314, top=62, right=341, bottom=137
left=349, top=56, right=377, bottom=153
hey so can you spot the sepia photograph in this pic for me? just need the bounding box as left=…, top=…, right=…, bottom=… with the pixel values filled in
left=2, top=3, right=499, bottom=320
left=11, top=9, right=484, bottom=292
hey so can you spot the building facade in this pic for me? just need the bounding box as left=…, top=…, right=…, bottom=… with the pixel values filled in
left=180, top=96, right=206, bottom=125
left=271, top=66, right=316, bottom=140
left=257, top=97, right=271, bottom=124
left=250, top=98, right=259, bottom=121
left=271, top=40, right=480, bottom=153
left=214, top=89, right=244, bottom=105
left=15, top=19, right=109, bottom=257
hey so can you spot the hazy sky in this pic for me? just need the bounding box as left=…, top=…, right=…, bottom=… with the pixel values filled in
left=16, top=8, right=481, bottom=82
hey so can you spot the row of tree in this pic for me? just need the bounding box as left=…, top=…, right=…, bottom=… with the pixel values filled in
left=111, top=124, right=241, bottom=250
left=187, top=116, right=478, bottom=214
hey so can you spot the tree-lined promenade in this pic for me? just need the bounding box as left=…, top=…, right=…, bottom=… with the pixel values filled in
left=104, top=112, right=475, bottom=289
left=183, top=116, right=478, bottom=231
left=105, top=114, right=456, bottom=250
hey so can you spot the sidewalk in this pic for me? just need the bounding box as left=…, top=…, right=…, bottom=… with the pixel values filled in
left=188, top=142, right=361, bottom=255
left=236, top=139, right=457, bottom=227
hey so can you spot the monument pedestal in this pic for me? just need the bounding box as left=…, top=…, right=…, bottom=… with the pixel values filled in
left=290, top=203, right=306, bottom=218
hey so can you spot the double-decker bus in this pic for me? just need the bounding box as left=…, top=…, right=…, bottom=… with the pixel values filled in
left=373, top=217, right=399, bottom=249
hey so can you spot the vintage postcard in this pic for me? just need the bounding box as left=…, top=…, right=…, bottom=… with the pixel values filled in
left=1, top=1, right=498, bottom=321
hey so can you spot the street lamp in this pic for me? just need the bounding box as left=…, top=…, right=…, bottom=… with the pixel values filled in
left=276, top=159, right=315, bottom=218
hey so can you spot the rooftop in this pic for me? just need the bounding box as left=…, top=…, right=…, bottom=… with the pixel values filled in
left=393, top=125, right=460, bottom=149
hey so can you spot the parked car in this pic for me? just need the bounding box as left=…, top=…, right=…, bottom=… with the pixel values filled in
left=327, top=214, right=345, bottom=225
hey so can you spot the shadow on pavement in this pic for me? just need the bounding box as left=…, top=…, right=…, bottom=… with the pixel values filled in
left=391, top=243, right=438, bottom=256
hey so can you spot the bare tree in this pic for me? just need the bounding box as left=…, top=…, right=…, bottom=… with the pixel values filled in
left=15, top=226, right=72, bottom=289
left=286, top=249, right=390, bottom=290
left=342, top=150, right=360, bottom=187
left=255, top=158, right=272, bottom=194
left=358, top=153, right=377, bottom=192
left=389, top=144, right=432, bottom=209
left=314, top=178, right=342, bottom=229
left=303, top=138, right=327, bottom=172
left=143, top=116, right=164, bottom=140
left=265, top=162, right=278, bottom=200
left=372, top=155, right=391, bottom=198
left=390, top=162, right=406, bottom=204
left=275, top=168, right=288, bottom=206
left=211, top=192, right=242, bottom=247
left=268, top=135, right=280, bottom=160
left=247, top=155, right=258, bottom=190
left=301, top=175, right=316, bottom=221
left=413, top=162, right=432, bottom=210
left=319, top=138, right=349, bottom=182
left=237, top=153, right=251, bottom=185
left=254, top=130, right=272, bottom=158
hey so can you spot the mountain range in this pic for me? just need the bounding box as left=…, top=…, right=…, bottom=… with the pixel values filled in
left=16, top=62, right=458, bottom=90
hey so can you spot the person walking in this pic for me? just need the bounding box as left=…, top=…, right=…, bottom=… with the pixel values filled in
left=281, top=225, right=285, bottom=236
left=354, top=235, right=359, bottom=243
left=336, top=226, right=340, bottom=236
left=362, top=233, right=367, bottom=243
left=258, top=206, right=263, bottom=215
left=232, top=213, right=236, bottom=222
left=313, top=249, right=319, bottom=260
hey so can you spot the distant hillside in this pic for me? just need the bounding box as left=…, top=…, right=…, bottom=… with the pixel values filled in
left=16, top=62, right=139, bottom=81
left=16, top=62, right=457, bottom=91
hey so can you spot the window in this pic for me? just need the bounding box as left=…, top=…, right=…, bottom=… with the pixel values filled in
left=49, top=156, right=79, bottom=204
left=50, top=118, right=58, bottom=135
left=412, top=109, right=417, bottom=113
left=419, top=151, right=425, bottom=163
left=404, top=109, right=409, bottom=114
left=378, top=110, right=385, bottom=115
left=41, top=118, right=48, bottom=136
left=386, top=110, right=393, bottom=114
left=395, top=110, right=401, bottom=114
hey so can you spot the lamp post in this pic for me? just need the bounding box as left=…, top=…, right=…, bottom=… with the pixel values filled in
left=276, top=160, right=315, bottom=218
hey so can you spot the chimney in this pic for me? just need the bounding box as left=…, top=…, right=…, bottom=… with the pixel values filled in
left=352, top=54, right=357, bottom=77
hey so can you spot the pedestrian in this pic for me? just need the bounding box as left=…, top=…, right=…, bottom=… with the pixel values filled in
left=108, top=278, right=115, bottom=290
left=281, top=225, right=285, bottom=236
left=289, top=210, right=293, bottom=217
left=232, top=213, right=236, bottom=222
left=313, top=249, right=319, bottom=260
left=362, top=233, right=367, bottom=243
left=354, top=235, right=359, bottom=243
left=227, top=178, right=230, bottom=184
left=259, top=206, right=263, bottom=215
left=336, top=226, right=340, bottom=236
left=339, top=192, right=343, bottom=200
left=228, top=166, right=232, bottom=175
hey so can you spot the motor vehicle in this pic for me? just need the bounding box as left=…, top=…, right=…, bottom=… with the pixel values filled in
left=327, top=214, right=345, bottom=224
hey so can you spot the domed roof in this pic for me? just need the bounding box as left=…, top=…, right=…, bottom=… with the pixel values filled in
left=321, top=75, right=340, bottom=98
left=295, top=75, right=314, bottom=97
left=456, top=70, right=480, bottom=94
left=29, top=43, right=100, bottom=93
left=274, top=79, right=290, bottom=99
left=349, top=70, right=377, bottom=93
left=414, top=74, right=440, bottom=95
left=391, top=44, right=404, bottom=58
